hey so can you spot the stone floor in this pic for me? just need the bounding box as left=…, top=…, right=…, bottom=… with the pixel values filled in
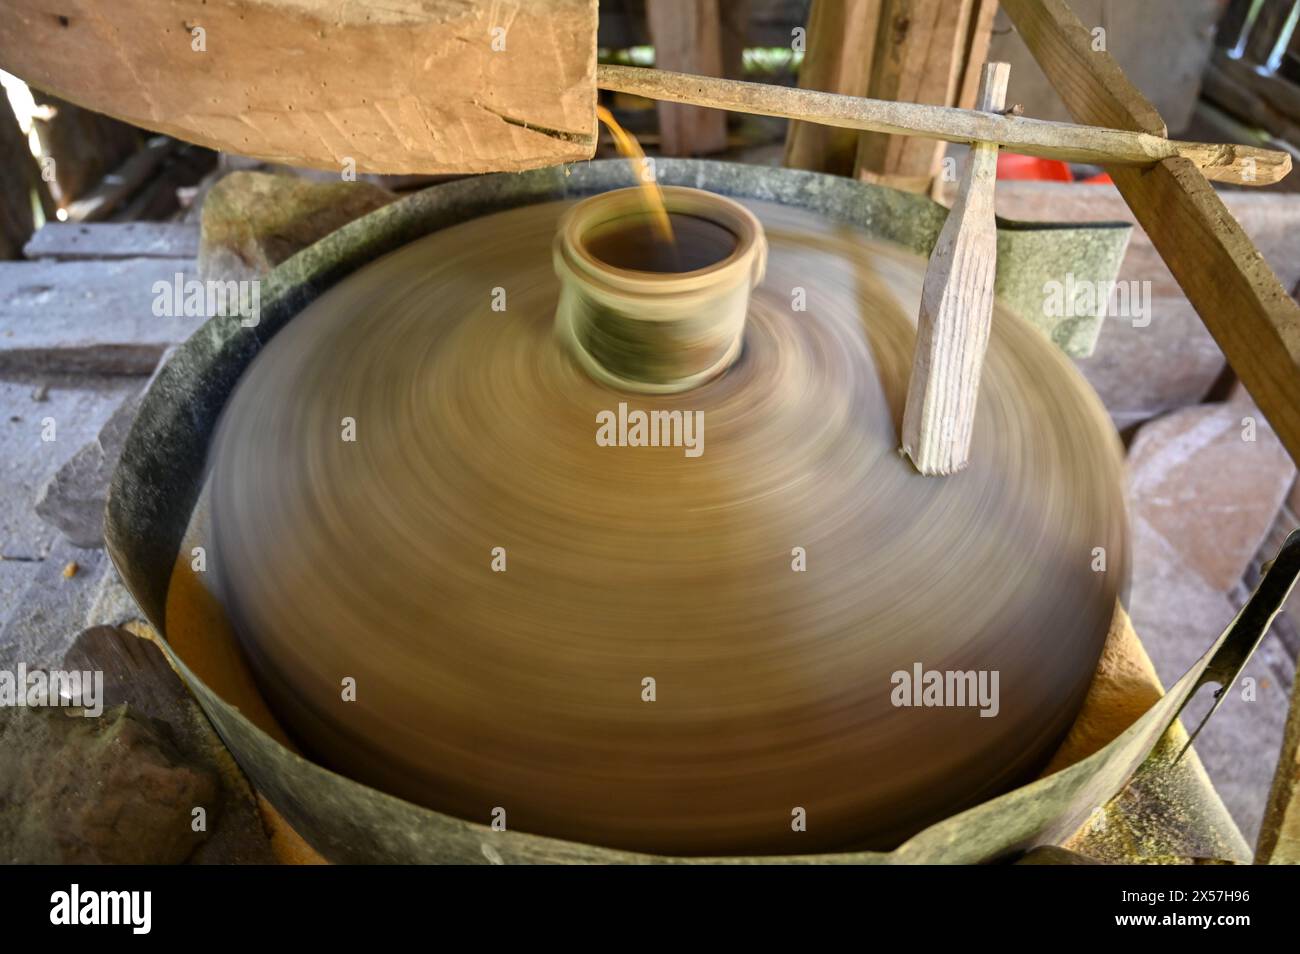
left=2, top=181, right=1298, bottom=859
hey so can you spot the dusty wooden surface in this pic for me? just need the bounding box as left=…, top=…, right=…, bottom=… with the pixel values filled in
left=0, top=0, right=598, bottom=174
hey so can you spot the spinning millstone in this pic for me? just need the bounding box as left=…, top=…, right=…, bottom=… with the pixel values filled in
left=207, top=183, right=1127, bottom=855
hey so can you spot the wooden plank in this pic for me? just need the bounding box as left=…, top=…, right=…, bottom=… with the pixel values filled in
left=0, top=259, right=199, bottom=374
left=0, top=0, right=597, bottom=175
left=900, top=63, right=1008, bottom=474
left=999, top=0, right=1300, bottom=465
left=597, top=65, right=1290, bottom=184
left=856, top=0, right=977, bottom=192
left=646, top=0, right=729, bottom=156
left=24, top=222, right=200, bottom=261
left=782, top=0, right=881, bottom=176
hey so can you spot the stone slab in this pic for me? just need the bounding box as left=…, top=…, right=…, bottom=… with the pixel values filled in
left=0, top=258, right=201, bottom=374
left=0, top=537, right=106, bottom=670
left=0, top=374, right=140, bottom=563
left=23, top=222, right=199, bottom=261
left=1128, top=402, right=1295, bottom=591
left=35, top=391, right=141, bottom=548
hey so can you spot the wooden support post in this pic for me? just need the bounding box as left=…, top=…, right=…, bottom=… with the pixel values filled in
left=900, top=62, right=1009, bottom=475
left=782, top=0, right=882, bottom=176
left=854, top=0, right=985, bottom=193
left=646, top=0, right=729, bottom=156
left=1000, top=0, right=1300, bottom=466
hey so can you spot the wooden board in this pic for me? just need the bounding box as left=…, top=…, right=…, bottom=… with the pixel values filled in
left=1001, top=0, right=1300, bottom=467
left=0, top=258, right=197, bottom=373
left=0, top=0, right=598, bottom=175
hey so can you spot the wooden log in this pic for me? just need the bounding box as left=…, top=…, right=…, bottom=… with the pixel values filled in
left=782, top=0, right=881, bottom=176
left=0, top=0, right=597, bottom=175
left=855, top=0, right=978, bottom=193
left=1000, top=0, right=1300, bottom=466
left=595, top=65, right=1289, bottom=185
left=900, top=63, right=1009, bottom=475
left=646, top=0, right=729, bottom=156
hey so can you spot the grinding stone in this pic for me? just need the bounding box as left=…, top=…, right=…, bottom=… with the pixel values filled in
left=208, top=196, right=1127, bottom=855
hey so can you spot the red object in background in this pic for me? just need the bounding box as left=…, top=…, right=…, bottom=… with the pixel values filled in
left=995, top=152, right=1113, bottom=184
left=997, top=152, right=1072, bottom=181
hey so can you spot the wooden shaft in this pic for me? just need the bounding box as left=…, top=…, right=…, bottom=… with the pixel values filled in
left=595, top=64, right=1290, bottom=186
left=899, top=62, right=1008, bottom=476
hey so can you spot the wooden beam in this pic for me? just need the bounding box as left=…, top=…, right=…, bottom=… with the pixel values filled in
left=646, top=0, right=728, bottom=157
left=596, top=65, right=1290, bottom=185
left=0, top=0, right=597, bottom=175
left=998, top=0, right=1300, bottom=465
left=783, top=0, right=881, bottom=176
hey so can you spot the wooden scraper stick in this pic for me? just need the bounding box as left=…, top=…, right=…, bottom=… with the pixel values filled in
left=900, top=62, right=1010, bottom=477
